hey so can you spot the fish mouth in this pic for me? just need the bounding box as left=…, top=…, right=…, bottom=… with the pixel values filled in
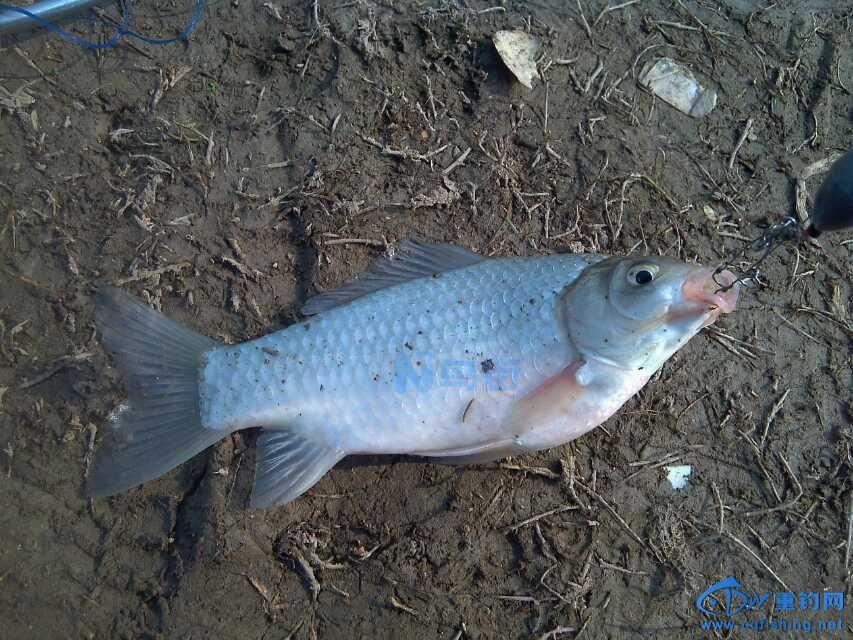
left=678, top=268, right=740, bottom=326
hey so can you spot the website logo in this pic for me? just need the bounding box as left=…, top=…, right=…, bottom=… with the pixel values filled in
left=393, top=352, right=521, bottom=394
left=696, top=576, right=770, bottom=617
left=695, top=576, right=845, bottom=634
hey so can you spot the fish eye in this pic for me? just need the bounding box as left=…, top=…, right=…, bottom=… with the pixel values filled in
left=627, top=264, right=659, bottom=286
left=635, top=270, right=653, bottom=285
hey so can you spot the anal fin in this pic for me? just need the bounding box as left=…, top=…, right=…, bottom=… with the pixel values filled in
left=251, top=429, right=344, bottom=508
left=424, top=440, right=528, bottom=465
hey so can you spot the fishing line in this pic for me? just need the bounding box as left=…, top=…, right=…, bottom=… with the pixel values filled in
left=713, top=216, right=801, bottom=293
left=714, top=149, right=853, bottom=294
left=0, top=0, right=203, bottom=49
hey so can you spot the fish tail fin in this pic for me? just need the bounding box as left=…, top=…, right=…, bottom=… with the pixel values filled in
left=88, top=286, right=223, bottom=497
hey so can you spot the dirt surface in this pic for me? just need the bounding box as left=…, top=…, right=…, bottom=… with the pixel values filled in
left=1, top=1, right=852, bottom=638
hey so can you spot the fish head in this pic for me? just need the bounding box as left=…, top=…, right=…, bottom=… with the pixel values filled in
left=562, top=256, right=739, bottom=372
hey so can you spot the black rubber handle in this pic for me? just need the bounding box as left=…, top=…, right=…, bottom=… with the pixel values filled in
left=810, top=148, right=853, bottom=234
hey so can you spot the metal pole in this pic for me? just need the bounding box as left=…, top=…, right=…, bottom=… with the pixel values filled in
left=0, top=0, right=112, bottom=36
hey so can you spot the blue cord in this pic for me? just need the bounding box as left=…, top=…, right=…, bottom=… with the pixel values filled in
left=0, top=0, right=203, bottom=49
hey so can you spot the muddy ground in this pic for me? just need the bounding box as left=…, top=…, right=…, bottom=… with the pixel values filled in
left=1, top=1, right=851, bottom=638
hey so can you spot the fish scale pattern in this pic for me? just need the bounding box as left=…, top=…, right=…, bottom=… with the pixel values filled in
left=200, top=254, right=600, bottom=454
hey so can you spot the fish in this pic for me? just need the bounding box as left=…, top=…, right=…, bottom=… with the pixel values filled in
left=89, top=239, right=739, bottom=507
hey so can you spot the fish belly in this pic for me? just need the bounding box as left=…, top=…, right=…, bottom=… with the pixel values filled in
left=200, top=254, right=613, bottom=455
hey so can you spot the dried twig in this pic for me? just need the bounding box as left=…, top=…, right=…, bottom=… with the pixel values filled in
left=539, top=626, right=577, bottom=640
left=738, top=430, right=781, bottom=503
left=576, top=481, right=660, bottom=560
left=711, top=481, right=725, bottom=534
left=760, top=389, right=789, bottom=447
left=220, top=256, right=265, bottom=282
left=724, top=531, right=789, bottom=590
left=772, top=309, right=821, bottom=345
left=575, top=0, right=593, bottom=42
left=739, top=453, right=803, bottom=517
left=593, top=0, right=641, bottom=27
left=443, top=146, right=472, bottom=176
left=323, top=237, right=386, bottom=247
left=116, top=262, right=192, bottom=285
left=728, top=117, right=754, bottom=170
left=705, top=327, right=759, bottom=362
left=359, top=133, right=448, bottom=163
left=19, top=352, right=93, bottom=389
left=847, top=490, right=853, bottom=570
left=389, top=594, right=419, bottom=617
left=312, top=0, right=330, bottom=38
left=291, top=547, right=320, bottom=601
left=796, top=306, right=853, bottom=337
left=499, top=462, right=560, bottom=479
left=503, top=504, right=578, bottom=532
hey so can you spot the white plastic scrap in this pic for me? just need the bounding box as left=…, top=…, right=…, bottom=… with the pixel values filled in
left=108, top=402, right=130, bottom=424
left=639, top=58, right=717, bottom=118
left=665, top=465, right=693, bottom=490
left=493, top=30, right=541, bottom=90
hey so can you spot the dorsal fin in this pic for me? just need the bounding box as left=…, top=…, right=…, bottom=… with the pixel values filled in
left=301, top=239, right=486, bottom=316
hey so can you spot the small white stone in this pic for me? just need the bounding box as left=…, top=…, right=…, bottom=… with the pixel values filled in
left=639, top=58, right=717, bottom=118
left=665, top=465, right=692, bottom=490
left=493, top=30, right=541, bottom=90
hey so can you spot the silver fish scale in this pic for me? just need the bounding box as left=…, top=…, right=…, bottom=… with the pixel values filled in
left=200, top=254, right=601, bottom=455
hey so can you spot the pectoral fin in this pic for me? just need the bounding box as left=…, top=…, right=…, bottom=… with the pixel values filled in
left=504, top=360, right=586, bottom=436
left=419, top=361, right=589, bottom=466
